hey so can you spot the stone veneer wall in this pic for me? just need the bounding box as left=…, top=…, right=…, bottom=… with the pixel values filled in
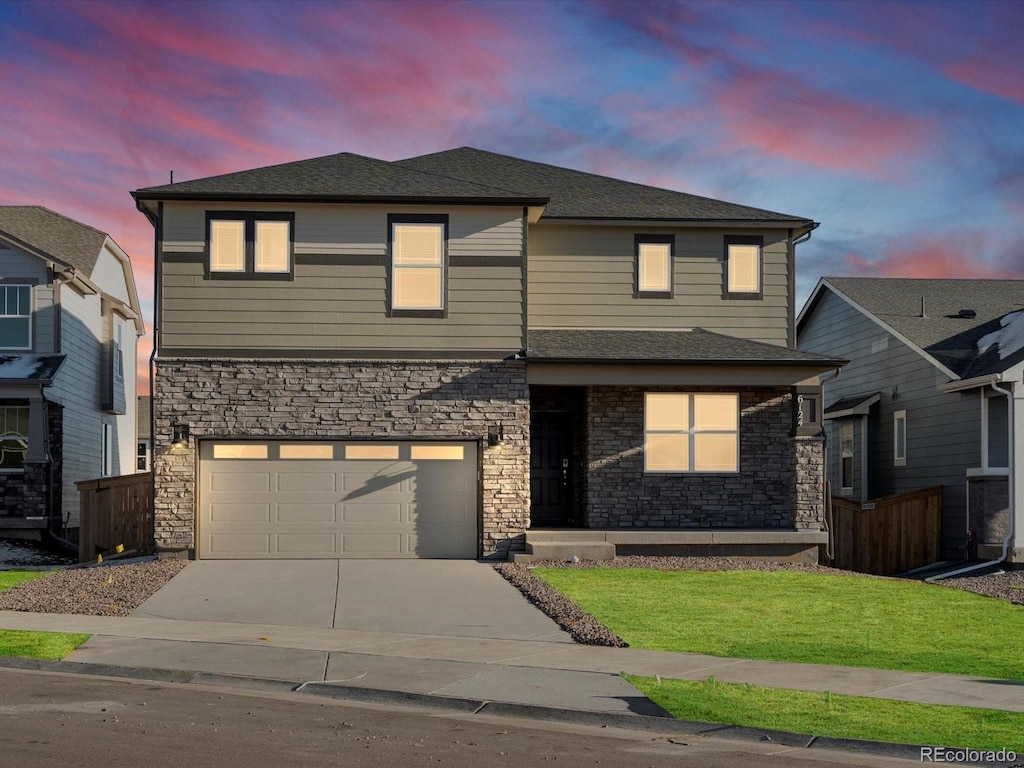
left=153, top=359, right=529, bottom=558
left=585, top=386, right=824, bottom=530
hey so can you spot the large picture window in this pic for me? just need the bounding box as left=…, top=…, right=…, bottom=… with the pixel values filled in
left=0, top=405, right=29, bottom=470
left=206, top=212, right=293, bottom=278
left=389, top=215, right=447, bottom=314
left=0, top=285, right=31, bottom=350
left=644, top=393, right=739, bottom=472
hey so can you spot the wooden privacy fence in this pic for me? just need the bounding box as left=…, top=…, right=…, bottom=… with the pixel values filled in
left=828, top=486, right=942, bottom=576
left=76, top=472, right=153, bottom=563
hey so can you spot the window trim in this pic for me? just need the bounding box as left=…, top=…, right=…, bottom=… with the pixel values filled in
left=387, top=214, right=449, bottom=318
left=722, top=235, right=764, bottom=300
left=893, top=409, right=907, bottom=467
left=644, top=392, right=740, bottom=474
left=633, top=235, right=674, bottom=299
left=0, top=283, right=33, bottom=351
left=204, top=211, right=295, bottom=280
left=136, top=441, right=149, bottom=472
left=0, top=404, right=29, bottom=472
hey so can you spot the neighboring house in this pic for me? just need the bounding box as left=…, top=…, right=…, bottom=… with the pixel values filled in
left=798, top=277, right=1024, bottom=563
left=131, top=148, right=842, bottom=561
left=0, top=207, right=144, bottom=541
left=137, top=395, right=152, bottom=471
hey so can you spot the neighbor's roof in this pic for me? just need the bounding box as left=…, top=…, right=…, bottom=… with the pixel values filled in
left=800, top=277, right=1024, bottom=379
left=133, top=147, right=813, bottom=224
left=0, top=355, right=66, bottom=382
left=527, top=328, right=845, bottom=365
left=0, top=206, right=108, bottom=274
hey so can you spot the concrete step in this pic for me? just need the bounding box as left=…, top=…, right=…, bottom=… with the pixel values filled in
left=524, top=529, right=609, bottom=543
left=524, top=541, right=616, bottom=561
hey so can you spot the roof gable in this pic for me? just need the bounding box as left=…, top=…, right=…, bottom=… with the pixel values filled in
left=0, top=206, right=107, bottom=273
left=798, top=277, right=1024, bottom=379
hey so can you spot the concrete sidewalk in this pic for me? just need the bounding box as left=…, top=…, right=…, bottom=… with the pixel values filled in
left=2, top=609, right=1022, bottom=716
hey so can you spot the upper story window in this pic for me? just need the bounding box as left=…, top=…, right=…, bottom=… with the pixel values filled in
left=206, top=212, right=294, bottom=279
left=723, top=235, right=763, bottom=299
left=634, top=235, right=673, bottom=298
left=388, top=214, right=447, bottom=316
left=644, top=392, right=739, bottom=473
left=0, top=284, right=31, bottom=350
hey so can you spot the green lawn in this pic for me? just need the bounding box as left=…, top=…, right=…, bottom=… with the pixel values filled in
left=0, top=571, right=90, bottom=660
left=535, top=568, right=1024, bottom=680
left=628, top=675, right=1024, bottom=753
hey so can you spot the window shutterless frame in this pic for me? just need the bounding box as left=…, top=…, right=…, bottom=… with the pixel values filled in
left=634, top=235, right=674, bottom=299
left=386, top=213, right=449, bottom=318
left=722, top=235, right=764, bottom=300
left=893, top=409, right=907, bottom=467
left=0, top=283, right=32, bottom=351
left=204, top=211, right=295, bottom=280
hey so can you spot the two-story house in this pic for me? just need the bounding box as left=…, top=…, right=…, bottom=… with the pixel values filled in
left=0, top=206, right=144, bottom=541
left=798, top=278, right=1024, bottom=564
left=132, top=148, right=843, bottom=562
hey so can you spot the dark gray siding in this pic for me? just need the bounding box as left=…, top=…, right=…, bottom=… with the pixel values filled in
left=159, top=203, right=525, bottom=355
left=799, top=290, right=980, bottom=557
left=528, top=225, right=791, bottom=346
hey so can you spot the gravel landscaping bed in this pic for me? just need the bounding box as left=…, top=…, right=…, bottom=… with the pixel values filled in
left=0, top=558, right=188, bottom=616
left=495, top=556, right=1024, bottom=647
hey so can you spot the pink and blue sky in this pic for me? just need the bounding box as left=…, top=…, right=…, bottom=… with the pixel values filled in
left=1, top=0, right=1022, bottom=390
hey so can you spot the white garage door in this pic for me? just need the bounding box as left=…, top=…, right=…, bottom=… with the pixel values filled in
left=198, top=440, right=478, bottom=559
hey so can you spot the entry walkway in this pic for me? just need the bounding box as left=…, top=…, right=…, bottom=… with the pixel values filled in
left=2, top=609, right=1021, bottom=716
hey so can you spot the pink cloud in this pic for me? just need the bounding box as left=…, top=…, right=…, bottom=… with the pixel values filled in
left=833, top=233, right=1023, bottom=280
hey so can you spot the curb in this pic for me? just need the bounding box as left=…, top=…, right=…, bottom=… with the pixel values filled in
left=0, top=656, right=1014, bottom=766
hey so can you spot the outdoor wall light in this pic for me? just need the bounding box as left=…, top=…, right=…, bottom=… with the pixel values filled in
left=487, top=425, right=505, bottom=447
left=171, top=424, right=190, bottom=449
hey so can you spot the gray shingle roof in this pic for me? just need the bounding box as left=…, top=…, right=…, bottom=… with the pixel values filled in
left=398, top=148, right=811, bottom=222
left=0, top=206, right=108, bottom=274
left=133, top=152, right=543, bottom=203
left=133, top=147, right=813, bottom=224
left=821, top=278, right=1024, bottom=378
left=528, top=328, right=844, bottom=365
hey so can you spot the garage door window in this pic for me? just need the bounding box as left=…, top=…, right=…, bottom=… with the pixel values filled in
left=280, top=444, right=334, bottom=459
left=410, top=445, right=465, bottom=460
left=345, top=444, right=399, bottom=460
left=212, top=444, right=268, bottom=459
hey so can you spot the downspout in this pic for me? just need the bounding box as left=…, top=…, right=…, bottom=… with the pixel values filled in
left=927, top=379, right=1014, bottom=581
left=148, top=201, right=162, bottom=556
left=819, top=367, right=841, bottom=562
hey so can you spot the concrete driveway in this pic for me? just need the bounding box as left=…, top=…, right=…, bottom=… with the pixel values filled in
left=131, top=560, right=572, bottom=643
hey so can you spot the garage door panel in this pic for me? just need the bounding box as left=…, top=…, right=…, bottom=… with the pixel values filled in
left=210, top=472, right=271, bottom=492
left=199, top=440, right=478, bottom=559
left=209, top=503, right=271, bottom=523
left=277, top=472, right=337, bottom=493
left=277, top=533, right=338, bottom=554
left=277, top=503, right=337, bottom=523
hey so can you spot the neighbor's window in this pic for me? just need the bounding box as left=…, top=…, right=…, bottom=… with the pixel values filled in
left=136, top=441, right=149, bottom=472
left=390, top=217, right=446, bottom=312
left=114, top=322, right=124, bottom=382
left=840, top=421, right=854, bottom=492
left=102, top=423, right=113, bottom=477
left=635, top=236, right=673, bottom=296
left=0, top=284, right=32, bottom=350
left=984, top=394, right=1009, bottom=469
left=893, top=410, right=907, bottom=467
left=0, top=405, right=28, bottom=470
left=207, top=213, right=293, bottom=277
left=644, top=393, right=739, bottom=472
left=724, top=236, right=762, bottom=297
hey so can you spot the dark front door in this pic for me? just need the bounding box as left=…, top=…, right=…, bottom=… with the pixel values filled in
left=530, top=412, right=573, bottom=526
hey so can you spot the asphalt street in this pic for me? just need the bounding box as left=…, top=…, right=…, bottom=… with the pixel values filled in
left=0, top=668, right=934, bottom=768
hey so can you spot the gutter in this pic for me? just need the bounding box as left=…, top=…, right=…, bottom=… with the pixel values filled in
left=927, top=379, right=1015, bottom=581
left=938, top=373, right=1002, bottom=394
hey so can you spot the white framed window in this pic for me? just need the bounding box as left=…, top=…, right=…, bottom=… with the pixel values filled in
left=644, top=392, right=739, bottom=473
left=207, top=213, right=293, bottom=277
left=136, top=441, right=149, bottom=472
left=724, top=236, right=762, bottom=297
left=0, top=284, right=32, bottom=350
left=635, top=237, right=673, bottom=296
left=102, top=423, right=113, bottom=477
left=0, top=405, right=28, bottom=471
left=840, top=421, right=854, bottom=493
left=893, top=410, right=907, bottom=467
left=390, top=217, right=446, bottom=312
